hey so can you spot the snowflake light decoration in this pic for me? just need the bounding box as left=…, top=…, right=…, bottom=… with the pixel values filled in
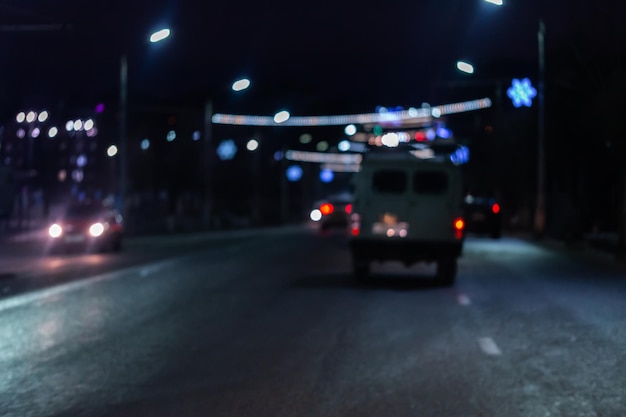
left=217, top=139, right=237, bottom=160
left=507, top=78, right=537, bottom=108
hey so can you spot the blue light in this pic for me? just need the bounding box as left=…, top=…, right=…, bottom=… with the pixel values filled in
left=217, top=139, right=237, bottom=160
left=319, top=169, right=334, bottom=183
left=426, top=129, right=436, bottom=141
left=274, top=150, right=284, bottom=161
left=286, top=165, right=303, bottom=182
left=450, top=146, right=470, bottom=165
left=436, top=127, right=451, bottom=139
left=507, top=78, right=537, bottom=108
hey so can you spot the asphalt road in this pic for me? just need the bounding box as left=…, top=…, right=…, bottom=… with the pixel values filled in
left=1, top=227, right=625, bottom=417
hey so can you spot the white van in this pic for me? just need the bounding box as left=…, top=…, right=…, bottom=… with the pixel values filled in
left=348, top=148, right=465, bottom=285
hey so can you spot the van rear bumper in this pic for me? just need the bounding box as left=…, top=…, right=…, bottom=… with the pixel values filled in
left=350, top=238, right=463, bottom=264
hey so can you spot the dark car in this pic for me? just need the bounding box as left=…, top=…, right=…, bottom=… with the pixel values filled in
left=47, top=201, right=124, bottom=253
left=463, top=194, right=502, bottom=239
left=309, top=192, right=353, bottom=232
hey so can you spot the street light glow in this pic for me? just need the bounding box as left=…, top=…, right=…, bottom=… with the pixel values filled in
left=16, top=112, right=25, bottom=123
left=48, top=127, right=58, bottom=138
left=274, top=110, right=290, bottom=124
left=149, top=28, right=171, bottom=43
left=232, top=78, right=251, bottom=92
left=26, top=111, right=36, bottom=123
left=107, top=145, right=118, bottom=157
left=457, top=61, right=475, bottom=74
left=484, top=0, right=503, bottom=5
left=246, top=139, right=259, bottom=151
left=84, top=119, right=94, bottom=130
left=38, top=111, right=49, bottom=122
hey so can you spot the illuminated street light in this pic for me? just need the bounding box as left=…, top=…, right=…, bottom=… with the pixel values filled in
left=484, top=0, right=503, bottom=5
left=48, top=127, right=58, bottom=138
left=344, top=124, right=357, bottom=136
left=16, top=112, right=26, bottom=123
left=149, top=28, right=171, bottom=43
left=84, top=119, right=95, bottom=130
left=232, top=78, right=251, bottom=92
left=65, top=120, right=74, bottom=131
left=456, top=61, right=475, bottom=74
left=38, top=111, right=49, bottom=122
left=26, top=111, right=37, bottom=123
left=274, top=110, right=290, bottom=124
left=107, top=145, right=118, bottom=157
left=246, top=139, right=259, bottom=151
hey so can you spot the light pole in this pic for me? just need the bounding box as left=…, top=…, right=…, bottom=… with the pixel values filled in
left=119, top=28, right=171, bottom=218
left=535, top=19, right=546, bottom=237
left=202, top=78, right=251, bottom=229
left=482, top=0, right=547, bottom=235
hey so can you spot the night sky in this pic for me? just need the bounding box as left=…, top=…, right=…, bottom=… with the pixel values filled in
left=0, top=0, right=612, bottom=113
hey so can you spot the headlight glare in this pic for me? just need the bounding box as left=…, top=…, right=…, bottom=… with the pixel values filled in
left=49, top=224, right=63, bottom=238
left=89, top=223, right=105, bottom=237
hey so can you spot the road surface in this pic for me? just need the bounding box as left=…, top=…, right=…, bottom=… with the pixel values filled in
left=1, top=228, right=625, bottom=417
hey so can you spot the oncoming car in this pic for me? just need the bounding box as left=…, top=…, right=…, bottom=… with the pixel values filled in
left=309, top=192, right=353, bottom=232
left=47, top=201, right=124, bottom=253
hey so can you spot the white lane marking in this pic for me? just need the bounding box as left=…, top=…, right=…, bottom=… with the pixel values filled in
left=478, top=337, right=502, bottom=356
left=0, top=258, right=181, bottom=314
left=457, top=294, right=471, bottom=306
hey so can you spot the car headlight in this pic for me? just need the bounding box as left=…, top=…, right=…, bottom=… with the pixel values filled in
left=310, top=209, right=322, bottom=222
left=89, top=222, right=105, bottom=237
left=49, top=223, right=63, bottom=238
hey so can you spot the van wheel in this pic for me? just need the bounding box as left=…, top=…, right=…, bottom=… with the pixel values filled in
left=436, top=257, right=457, bottom=286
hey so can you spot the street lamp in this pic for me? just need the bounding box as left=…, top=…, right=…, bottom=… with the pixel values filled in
left=483, top=0, right=546, bottom=235
left=202, top=79, right=251, bottom=228
left=456, top=61, right=475, bottom=74
left=119, top=27, right=171, bottom=217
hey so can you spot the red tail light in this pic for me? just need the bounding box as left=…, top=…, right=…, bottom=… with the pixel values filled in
left=454, top=218, right=464, bottom=239
left=345, top=203, right=352, bottom=214
left=491, top=203, right=501, bottom=214
left=320, top=203, right=334, bottom=215
left=351, top=213, right=360, bottom=236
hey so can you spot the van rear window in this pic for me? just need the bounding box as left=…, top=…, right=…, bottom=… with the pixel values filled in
left=413, top=171, right=448, bottom=194
left=372, top=170, right=407, bottom=194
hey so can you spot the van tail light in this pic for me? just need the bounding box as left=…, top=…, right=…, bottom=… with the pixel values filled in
left=491, top=203, right=501, bottom=214
left=320, top=203, right=334, bottom=215
left=454, top=217, right=464, bottom=239
left=351, top=213, right=361, bottom=236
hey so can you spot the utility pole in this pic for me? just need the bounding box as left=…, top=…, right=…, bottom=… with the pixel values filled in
left=534, top=19, right=546, bottom=237
left=203, top=99, right=214, bottom=229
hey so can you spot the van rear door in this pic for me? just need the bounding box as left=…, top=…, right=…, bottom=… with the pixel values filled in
left=408, top=167, right=457, bottom=241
